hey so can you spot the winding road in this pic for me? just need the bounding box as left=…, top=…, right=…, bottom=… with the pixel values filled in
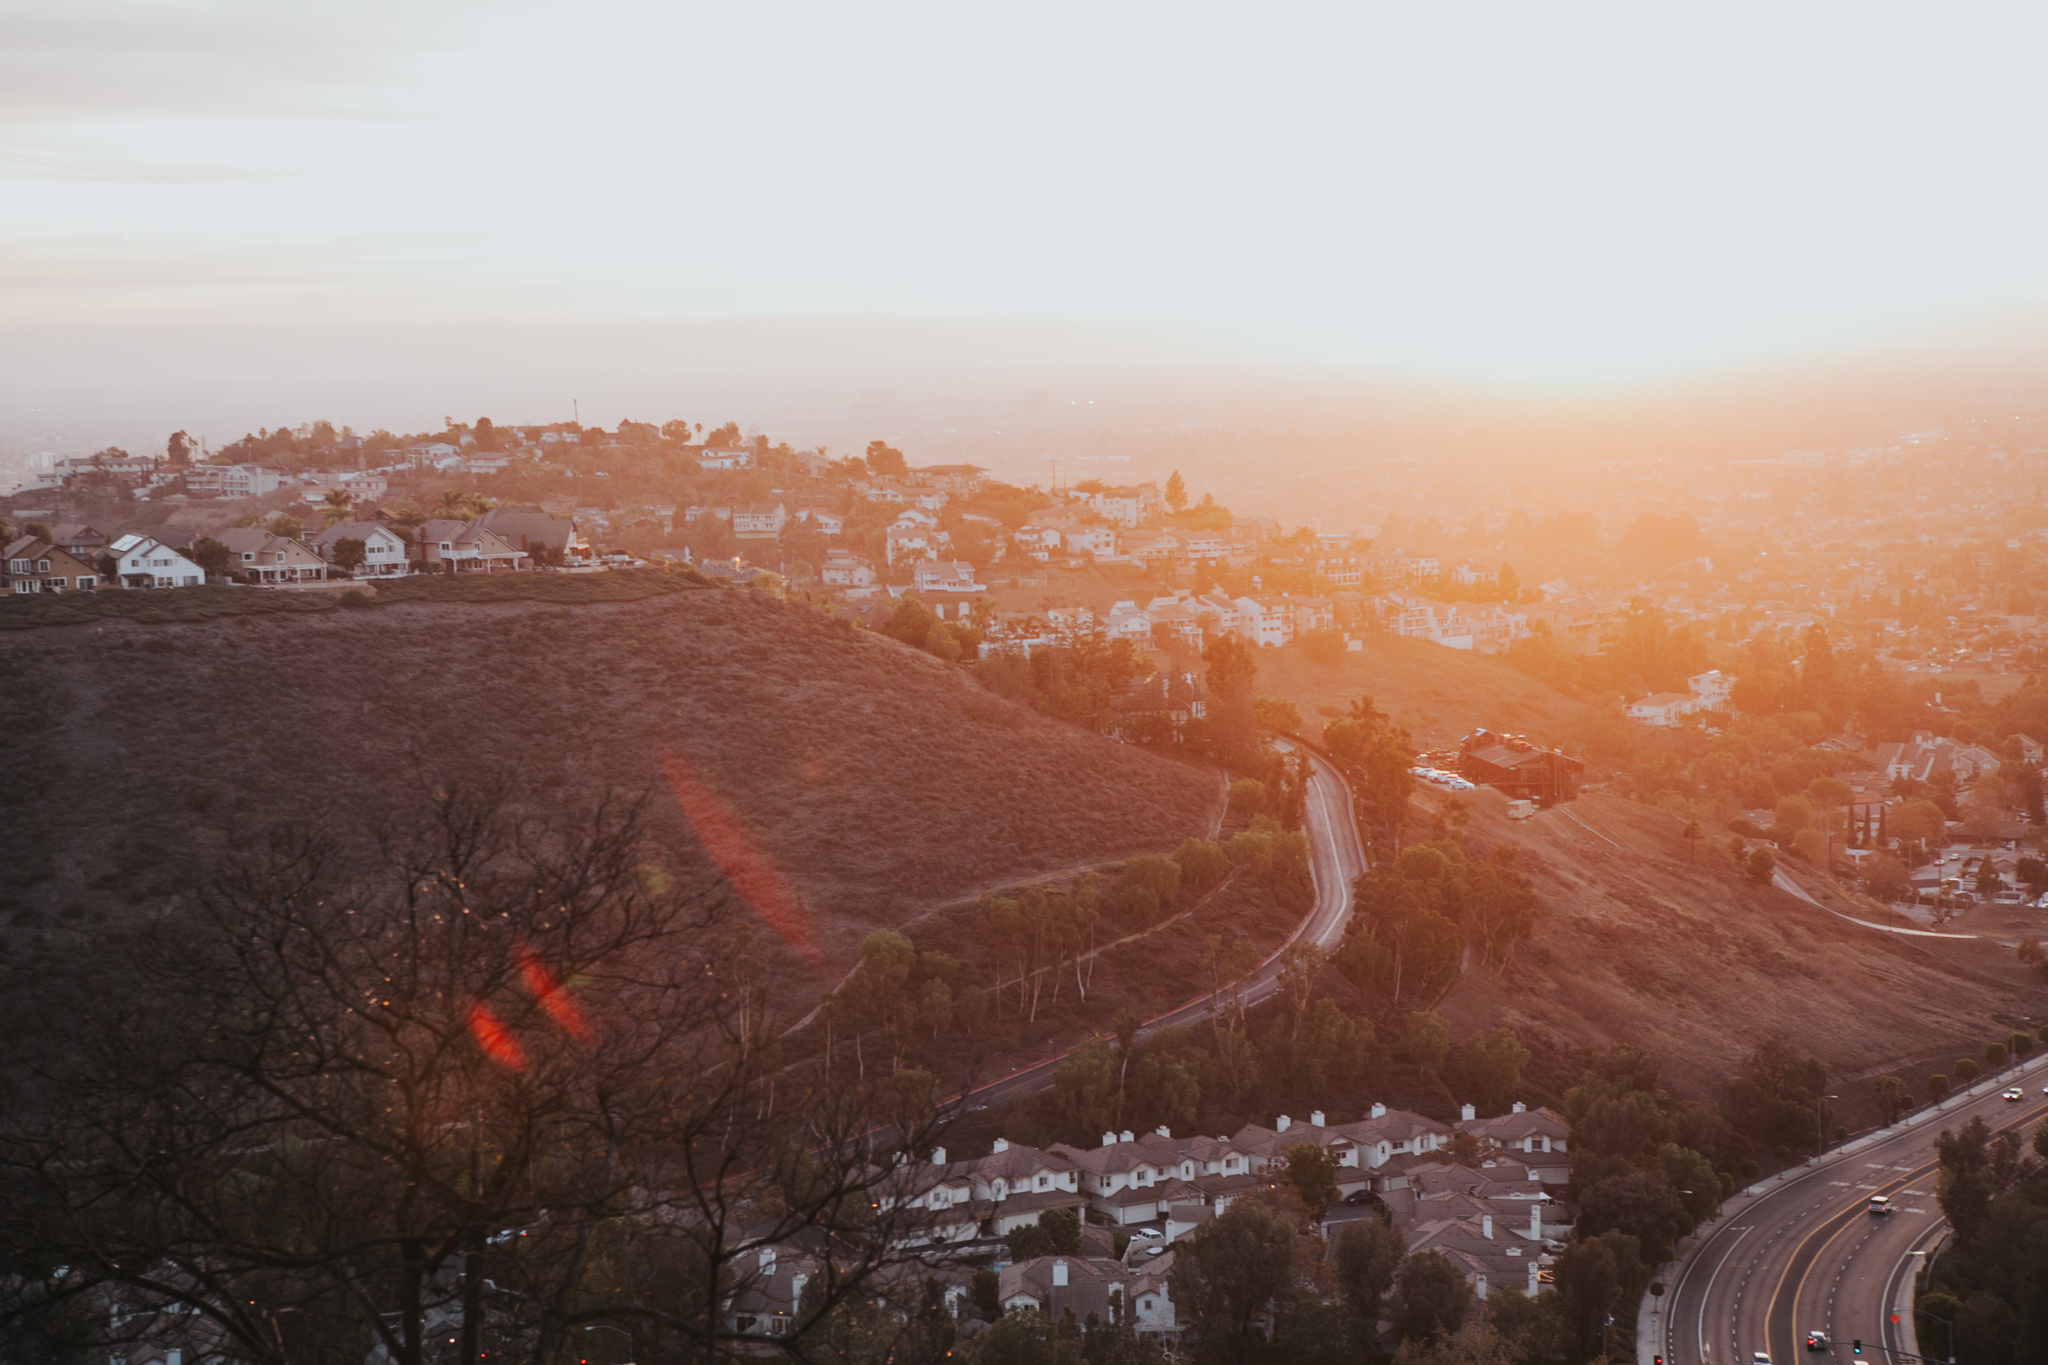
left=1656, top=1054, right=2048, bottom=1365
left=944, top=741, right=1368, bottom=1116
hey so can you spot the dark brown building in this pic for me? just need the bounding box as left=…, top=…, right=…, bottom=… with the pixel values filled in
left=1458, top=729, right=1584, bottom=806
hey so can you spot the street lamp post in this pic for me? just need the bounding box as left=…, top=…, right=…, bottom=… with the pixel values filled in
left=1908, top=1251, right=1952, bottom=1365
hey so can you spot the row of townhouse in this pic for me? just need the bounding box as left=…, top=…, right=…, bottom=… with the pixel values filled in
left=877, top=1102, right=1568, bottom=1248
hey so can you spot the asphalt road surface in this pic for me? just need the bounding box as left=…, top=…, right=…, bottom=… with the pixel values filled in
left=945, top=742, right=1368, bottom=1118
left=1661, top=1061, right=2048, bottom=1365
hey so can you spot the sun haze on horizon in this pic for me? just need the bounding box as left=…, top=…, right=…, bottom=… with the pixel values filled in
left=3, top=1, right=2048, bottom=392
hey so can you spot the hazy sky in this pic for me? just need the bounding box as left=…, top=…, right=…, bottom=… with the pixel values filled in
left=5, top=1, right=2048, bottom=389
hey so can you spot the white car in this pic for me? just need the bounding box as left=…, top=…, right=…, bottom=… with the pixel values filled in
left=2005, top=1087, right=2025, bottom=1101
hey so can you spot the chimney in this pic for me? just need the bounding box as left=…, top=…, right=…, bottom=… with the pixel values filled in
left=760, top=1246, right=777, bottom=1274
left=1103, top=1132, right=1117, bottom=1148
left=1157, top=1126, right=1172, bottom=1138
left=1370, top=1102, right=1387, bottom=1119
left=932, top=1146, right=947, bottom=1167
left=1511, top=1101, right=1526, bottom=1114
left=1052, top=1260, right=1069, bottom=1287
left=1476, top=1273, right=1488, bottom=1300
left=993, top=1138, right=1009, bottom=1154
left=1530, top=1205, right=1542, bottom=1240
left=1311, top=1110, right=1326, bottom=1127
left=1527, top=1261, right=1540, bottom=1295
left=792, top=1273, right=807, bottom=1305
left=1461, top=1104, right=1476, bottom=1122
left=1120, top=1130, right=1134, bottom=1144
left=1276, top=1115, right=1292, bottom=1133
left=1483, top=1215, right=1493, bottom=1239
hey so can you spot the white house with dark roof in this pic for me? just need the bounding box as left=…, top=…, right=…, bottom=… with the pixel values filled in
left=108, top=534, right=203, bottom=588
left=309, top=521, right=411, bottom=577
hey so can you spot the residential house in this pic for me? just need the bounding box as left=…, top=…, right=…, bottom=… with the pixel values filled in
left=952, top=1138, right=1087, bottom=1236
left=472, top=508, right=589, bottom=562
left=885, top=525, right=937, bottom=565
left=912, top=561, right=984, bottom=595
left=410, top=520, right=528, bottom=572
left=698, top=447, right=752, bottom=470
left=1456, top=1102, right=1570, bottom=1181
left=1108, top=672, right=1206, bottom=742
left=821, top=550, right=876, bottom=588
left=1182, top=531, right=1228, bottom=561
left=108, top=534, right=204, bottom=588
left=3, top=536, right=101, bottom=593
left=1458, top=730, right=1585, bottom=806
left=1626, top=692, right=1704, bottom=727
left=1085, top=487, right=1145, bottom=527
left=793, top=507, right=845, bottom=536
left=999, top=1256, right=1167, bottom=1333
left=309, top=521, right=411, bottom=578
left=1014, top=524, right=1063, bottom=561
left=732, top=503, right=789, bottom=538
left=1123, top=530, right=1183, bottom=564
left=1314, top=552, right=1364, bottom=586
left=912, top=463, right=989, bottom=495
left=182, top=463, right=285, bottom=498
left=1872, top=733, right=2002, bottom=786
left=47, top=523, right=109, bottom=561
left=212, top=527, right=330, bottom=584
left=1232, top=595, right=1296, bottom=647
left=1060, top=524, right=1118, bottom=559
left=891, top=505, right=941, bottom=531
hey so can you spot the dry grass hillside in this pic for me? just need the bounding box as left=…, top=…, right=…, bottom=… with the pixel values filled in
left=1433, top=787, right=2046, bottom=1099
left=1260, top=631, right=1619, bottom=754
left=0, top=584, right=1221, bottom=1005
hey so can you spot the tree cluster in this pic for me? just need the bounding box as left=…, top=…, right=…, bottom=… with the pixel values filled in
left=1335, top=841, right=1540, bottom=1011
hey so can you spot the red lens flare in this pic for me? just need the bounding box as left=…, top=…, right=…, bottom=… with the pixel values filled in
left=465, top=1002, right=528, bottom=1070
left=517, top=945, right=593, bottom=1043
left=657, top=748, right=821, bottom=966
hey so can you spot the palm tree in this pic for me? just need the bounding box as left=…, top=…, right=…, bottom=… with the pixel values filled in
left=462, top=492, right=495, bottom=518
left=319, top=487, right=354, bottom=526
left=435, top=488, right=468, bottom=518
left=387, top=503, right=428, bottom=534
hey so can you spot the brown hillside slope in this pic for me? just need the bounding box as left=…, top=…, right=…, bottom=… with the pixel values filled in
left=1260, top=631, right=1622, bottom=754
left=0, top=587, right=1220, bottom=997
left=1434, top=789, right=2045, bottom=1098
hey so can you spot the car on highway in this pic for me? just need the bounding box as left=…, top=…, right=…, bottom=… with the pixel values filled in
left=1755, top=1352, right=1773, bottom=1365
left=1808, top=1332, right=1830, bottom=1351
left=1868, top=1195, right=1892, bottom=1215
left=2006, top=1087, right=2026, bottom=1101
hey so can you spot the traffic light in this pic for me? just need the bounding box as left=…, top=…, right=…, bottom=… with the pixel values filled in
left=1654, top=1356, right=1664, bottom=1364
left=1854, top=1342, right=1863, bottom=1355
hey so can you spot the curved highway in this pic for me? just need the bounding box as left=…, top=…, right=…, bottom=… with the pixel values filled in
left=949, top=742, right=1367, bottom=1114
left=1661, top=1059, right=2048, bottom=1365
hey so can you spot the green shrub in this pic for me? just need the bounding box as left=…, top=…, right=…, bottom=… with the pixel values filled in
left=340, top=589, right=373, bottom=608
left=1954, top=1059, right=1981, bottom=1083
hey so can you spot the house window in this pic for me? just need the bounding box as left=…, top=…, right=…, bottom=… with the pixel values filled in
left=36, top=559, right=49, bottom=572
left=77, top=576, right=95, bottom=590
left=48, top=577, right=66, bottom=589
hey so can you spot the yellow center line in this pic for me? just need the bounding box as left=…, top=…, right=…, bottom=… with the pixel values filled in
left=1767, top=1097, right=2048, bottom=1362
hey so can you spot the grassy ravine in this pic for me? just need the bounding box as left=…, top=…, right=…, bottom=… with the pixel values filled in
left=0, top=567, right=711, bottom=629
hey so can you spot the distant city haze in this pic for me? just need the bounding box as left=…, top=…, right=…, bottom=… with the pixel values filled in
left=3, top=1, right=2048, bottom=453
